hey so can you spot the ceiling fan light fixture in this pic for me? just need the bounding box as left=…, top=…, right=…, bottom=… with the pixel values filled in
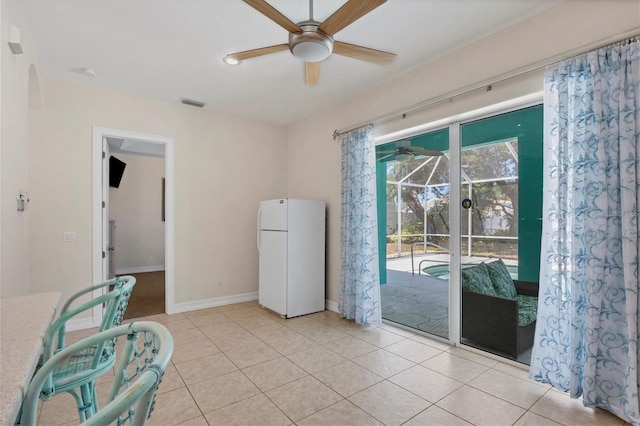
left=395, top=153, right=412, bottom=162
left=289, top=23, right=333, bottom=62
left=291, top=40, right=331, bottom=62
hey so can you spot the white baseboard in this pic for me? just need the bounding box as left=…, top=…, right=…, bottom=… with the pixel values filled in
left=67, top=292, right=328, bottom=330
left=66, top=316, right=98, bottom=332
left=116, top=265, right=165, bottom=275
left=68, top=293, right=259, bottom=329
left=170, top=292, right=259, bottom=314
left=325, top=299, right=338, bottom=313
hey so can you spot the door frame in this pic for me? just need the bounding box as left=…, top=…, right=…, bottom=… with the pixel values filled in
left=376, top=92, right=543, bottom=348
left=92, top=126, right=175, bottom=327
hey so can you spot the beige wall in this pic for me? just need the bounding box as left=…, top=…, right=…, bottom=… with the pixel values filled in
left=1, top=1, right=42, bottom=297
left=5, top=0, right=639, bottom=311
left=109, top=153, right=165, bottom=273
left=287, top=0, right=640, bottom=305
left=28, top=80, right=287, bottom=305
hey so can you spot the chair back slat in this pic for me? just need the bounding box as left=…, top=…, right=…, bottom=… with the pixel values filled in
left=90, top=276, right=135, bottom=371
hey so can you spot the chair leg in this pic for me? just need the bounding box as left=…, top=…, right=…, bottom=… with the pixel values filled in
left=65, top=389, right=87, bottom=422
left=89, top=381, right=99, bottom=412
left=77, top=383, right=96, bottom=421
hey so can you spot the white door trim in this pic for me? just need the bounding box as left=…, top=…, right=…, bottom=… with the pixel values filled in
left=92, top=126, right=176, bottom=327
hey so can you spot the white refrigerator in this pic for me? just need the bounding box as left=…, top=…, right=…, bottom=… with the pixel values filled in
left=257, top=198, right=325, bottom=318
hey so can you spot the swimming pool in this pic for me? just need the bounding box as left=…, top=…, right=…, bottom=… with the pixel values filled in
left=422, top=263, right=518, bottom=280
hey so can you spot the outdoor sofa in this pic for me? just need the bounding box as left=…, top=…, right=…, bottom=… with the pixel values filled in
left=460, top=260, right=538, bottom=360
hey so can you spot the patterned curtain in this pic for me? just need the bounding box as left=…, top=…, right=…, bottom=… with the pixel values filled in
left=339, top=124, right=382, bottom=326
left=530, top=38, right=640, bottom=424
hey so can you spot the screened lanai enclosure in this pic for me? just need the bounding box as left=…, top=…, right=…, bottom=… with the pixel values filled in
left=386, top=139, right=519, bottom=262
left=377, top=105, right=543, bottom=364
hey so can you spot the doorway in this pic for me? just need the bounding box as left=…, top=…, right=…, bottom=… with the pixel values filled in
left=92, top=127, right=175, bottom=326
left=107, top=149, right=166, bottom=319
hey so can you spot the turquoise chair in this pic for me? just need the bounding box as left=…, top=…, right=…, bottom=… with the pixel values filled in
left=20, top=321, right=174, bottom=425
left=38, top=276, right=136, bottom=421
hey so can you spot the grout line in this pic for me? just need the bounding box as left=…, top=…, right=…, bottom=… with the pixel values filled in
left=61, top=307, right=548, bottom=426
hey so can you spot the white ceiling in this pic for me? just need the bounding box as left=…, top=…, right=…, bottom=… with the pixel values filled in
left=22, top=0, right=562, bottom=127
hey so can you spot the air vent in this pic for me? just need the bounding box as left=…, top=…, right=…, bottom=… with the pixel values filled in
left=180, top=98, right=205, bottom=108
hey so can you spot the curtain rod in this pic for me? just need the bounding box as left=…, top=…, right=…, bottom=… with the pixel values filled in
left=332, top=30, right=639, bottom=140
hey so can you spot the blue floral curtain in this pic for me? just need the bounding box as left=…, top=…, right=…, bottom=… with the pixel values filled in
left=530, top=38, right=640, bottom=424
left=339, top=124, right=382, bottom=326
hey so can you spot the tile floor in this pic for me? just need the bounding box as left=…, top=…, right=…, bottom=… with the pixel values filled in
left=37, top=301, right=628, bottom=426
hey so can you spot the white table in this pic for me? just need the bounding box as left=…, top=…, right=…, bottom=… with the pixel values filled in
left=0, top=292, right=60, bottom=426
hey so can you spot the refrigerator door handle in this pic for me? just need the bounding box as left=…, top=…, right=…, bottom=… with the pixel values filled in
left=257, top=207, right=262, bottom=252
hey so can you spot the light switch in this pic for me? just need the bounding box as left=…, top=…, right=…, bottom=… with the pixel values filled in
left=63, top=232, right=76, bottom=242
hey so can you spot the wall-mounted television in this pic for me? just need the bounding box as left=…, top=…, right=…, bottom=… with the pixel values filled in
left=109, top=156, right=127, bottom=188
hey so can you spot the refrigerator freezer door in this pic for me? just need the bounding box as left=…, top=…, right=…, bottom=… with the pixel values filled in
left=258, top=199, right=287, bottom=231
left=258, top=230, right=287, bottom=315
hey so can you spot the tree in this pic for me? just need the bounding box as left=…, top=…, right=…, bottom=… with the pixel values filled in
left=461, top=143, right=518, bottom=237
left=385, top=141, right=518, bottom=244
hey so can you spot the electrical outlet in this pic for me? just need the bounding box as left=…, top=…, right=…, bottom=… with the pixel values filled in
left=217, top=282, right=221, bottom=289
left=63, top=231, right=76, bottom=242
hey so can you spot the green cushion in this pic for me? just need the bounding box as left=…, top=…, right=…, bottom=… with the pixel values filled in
left=516, top=295, right=538, bottom=326
left=486, top=259, right=517, bottom=299
left=461, top=263, right=496, bottom=296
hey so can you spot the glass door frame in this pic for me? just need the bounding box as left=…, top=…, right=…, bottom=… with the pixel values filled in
left=377, top=94, right=542, bottom=349
left=448, top=98, right=542, bottom=350
left=448, top=122, right=462, bottom=346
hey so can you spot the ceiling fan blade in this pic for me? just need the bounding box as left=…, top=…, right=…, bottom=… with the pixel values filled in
left=408, top=147, right=444, bottom=157
left=376, top=150, right=396, bottom=154
left=318, top=0, right=386, bottom=36
left=333, top=41, right=396, bottom=65
left=305, top=62, right=320, bottom=86
left=243, top=0, right=301, bottom=33
left=225, top=44, right=289, bottom=62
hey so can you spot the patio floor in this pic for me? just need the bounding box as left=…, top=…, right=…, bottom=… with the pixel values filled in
left=381, top=254, right=530, bottom=364
left=382, top=254, right=452, bottom=339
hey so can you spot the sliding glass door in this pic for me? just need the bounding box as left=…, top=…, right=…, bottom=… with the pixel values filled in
left=377, top=104, right=543, bottom=364
left=458, top=105, right=543, bottom=364
left=377, top=129, right=450, bottom=339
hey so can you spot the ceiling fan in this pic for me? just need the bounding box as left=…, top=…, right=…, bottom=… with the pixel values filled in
left=377, top=140, right=444, bottom=162
left=224, top=0, right=397, bottom=86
